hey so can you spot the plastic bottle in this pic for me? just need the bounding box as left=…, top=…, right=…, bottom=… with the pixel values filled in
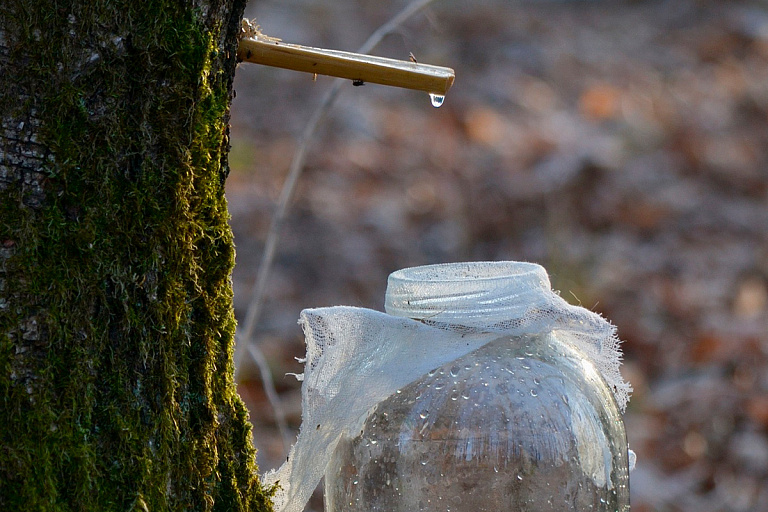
left=323, top=264, right=630, bottom=512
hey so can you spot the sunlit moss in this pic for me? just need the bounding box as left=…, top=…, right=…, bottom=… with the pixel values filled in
left=0, top=1, right=273, bottom=510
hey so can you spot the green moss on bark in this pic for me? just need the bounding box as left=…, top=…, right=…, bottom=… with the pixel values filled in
left=0, top=1, right=273, bottom=510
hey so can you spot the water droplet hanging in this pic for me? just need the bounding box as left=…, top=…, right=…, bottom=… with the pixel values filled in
left=429, top=93, right=445, bottom=108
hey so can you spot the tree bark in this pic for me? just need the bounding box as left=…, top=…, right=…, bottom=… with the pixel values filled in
left=0, top=1, right=273, bottom=510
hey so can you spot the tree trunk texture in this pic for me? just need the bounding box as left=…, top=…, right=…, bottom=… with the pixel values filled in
left=0, top=1, right=273, bottom=510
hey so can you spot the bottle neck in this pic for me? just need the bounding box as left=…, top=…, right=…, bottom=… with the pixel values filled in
left=384, top=262, right=552, bottom=330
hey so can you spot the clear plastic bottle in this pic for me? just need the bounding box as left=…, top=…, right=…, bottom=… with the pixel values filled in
left=324, top=334, right=630, bottom=512
left=297, top=262, right=632, bottom=512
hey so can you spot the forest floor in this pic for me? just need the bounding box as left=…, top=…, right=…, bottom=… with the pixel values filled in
left=227, top=1, right=768, bottom=510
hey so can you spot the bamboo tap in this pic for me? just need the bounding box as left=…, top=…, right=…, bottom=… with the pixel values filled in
left=237, top=21, right=455, bottom=97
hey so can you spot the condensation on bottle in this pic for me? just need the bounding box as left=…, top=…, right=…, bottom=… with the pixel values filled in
left=324, top=265, right=630, bottom=512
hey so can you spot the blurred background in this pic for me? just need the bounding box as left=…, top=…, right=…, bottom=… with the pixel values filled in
left=228, top=0, right=768, bottom=510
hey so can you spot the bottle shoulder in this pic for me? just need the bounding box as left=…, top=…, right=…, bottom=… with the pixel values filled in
left=360, top=332, right=625, bottom=450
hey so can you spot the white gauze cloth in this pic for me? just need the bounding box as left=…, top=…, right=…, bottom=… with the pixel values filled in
left=263, top=261, right=632, bottom=512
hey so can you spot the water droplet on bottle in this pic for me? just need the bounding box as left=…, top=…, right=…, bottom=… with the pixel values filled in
left=429, top=93, right=445, bottom=108
left=419, top=411, right=429, bottom=419
left=530, top=389, right=538, bottom=397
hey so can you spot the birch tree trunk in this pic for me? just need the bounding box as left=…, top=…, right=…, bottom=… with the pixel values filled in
left=0, top=1, right=273, bottom=510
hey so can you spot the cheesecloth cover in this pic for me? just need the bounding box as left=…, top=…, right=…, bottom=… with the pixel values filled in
left=263, top=261, right=631, bottom=512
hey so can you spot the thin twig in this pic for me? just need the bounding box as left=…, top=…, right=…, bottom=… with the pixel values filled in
left=234, top=0, right=441, bottom=457
left=246, top=343, right=293, bottom=453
